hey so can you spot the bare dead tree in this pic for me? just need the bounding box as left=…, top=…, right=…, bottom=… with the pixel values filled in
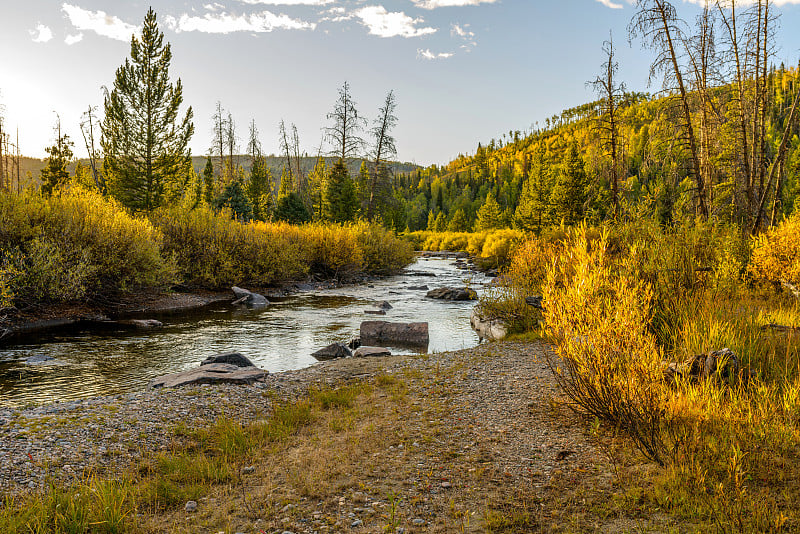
left=324, top=81, right=365, bottom=162
left=247, top=119, right=261, bottom=160
left=80, top=106, right=105, bottom=193
left=367, top=90, right=398, bottom=220
left=225, top=111, right=238, bottom=175
left=291, top=123, right=305, bottom=195
left=279, top=119, right=293, bottom=185
left=211, top=101, right=226, bottom=176
left=591, top=35, right=626, bottom=217
left=630, top=0, right=709, bottom=219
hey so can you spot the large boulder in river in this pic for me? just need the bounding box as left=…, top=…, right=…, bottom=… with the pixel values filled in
left=312, top=343, right=352, bottom=360
left=353, top=346, right=392, bottom=358
left=426, top=287, right=478, bottom=301
left=149, top=363, right=266, bottom=389
left=360, top=321, right=429, bottom=349
left=231, top=286, right=269, bottom=308
left=470, top=309, right=508, bottom=342
left=201, top=352, right=254, bottom=368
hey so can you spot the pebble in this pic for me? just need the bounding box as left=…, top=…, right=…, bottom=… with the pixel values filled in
left=351, top=519, right=363, bottom=527
left=412, top=518, right=425, bottom=526
left=242, top=466, right=256, bottom=474
left=184, top=500, right=198, bottom=512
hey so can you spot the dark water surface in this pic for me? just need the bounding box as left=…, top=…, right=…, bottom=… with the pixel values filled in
left=0, top=258, right=487, bottom=408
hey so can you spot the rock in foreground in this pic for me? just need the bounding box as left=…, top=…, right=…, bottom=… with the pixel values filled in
left=312, top=343, right=352, bottom=360
left=360, top=321, right=429, bottom=349
left=426, top=287, right=478, bottom=301
left=149, top=363, right=267, bottom=389
left=201, top=352, right=255, bottom=367
left=470, top=309, right=508, bottom=342
left=353, top=346, right=392, bottom=358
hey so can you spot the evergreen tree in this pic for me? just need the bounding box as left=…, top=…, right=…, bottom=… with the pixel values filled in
left=277, top=166, right=293, bottom=200
left=274, top=191, right=311, bottom=224
left=214, top=178, right=253, bottom=221
left=40, top=127, right=74, bottom=195
left=426, top=210, right=436, bottom=230
left=357, top=161, right=371, bottom=211
left=475, top=194, right=502, bottom=230
left=307, top=158, right=327, bottom=221
left=550, top=143, right=588, bottom=225
left=433, top=211, right=447, bottom=232
left=248, top=155, right=272, bottom=221
left=101, top=8, right=194, bottom=212
left=203, top=157, right=214, bottom=204
left=323, top=160, right=358, bottom=223
left=447, top=208, right=469, bottom=232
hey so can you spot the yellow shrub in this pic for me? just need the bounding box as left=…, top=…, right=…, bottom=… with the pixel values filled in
left=750, top=213, right=800, bottom=288
left=353, top=222, right=415, bottom=275
left=480, top=229, right=525, bottom=265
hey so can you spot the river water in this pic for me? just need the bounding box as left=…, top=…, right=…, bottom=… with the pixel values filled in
left=0, top=258, right=487, bottom=408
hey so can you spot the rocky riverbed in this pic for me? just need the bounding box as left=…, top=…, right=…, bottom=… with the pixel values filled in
left=0, top=340, right=658, bottom=533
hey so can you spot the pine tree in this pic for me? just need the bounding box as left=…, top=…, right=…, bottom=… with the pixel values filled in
left=214, top=177, right=253, bottom=221
left=307, top=158, right=327, bottom=221
left=101, top=8, right=194, bottom=212
left=447, top=208, right=469, bottom=232
left=40, top=124, right=74, bottom=195
left=274, top=191, right=311, bottom=224
left=426, top=210, right=436, bottom=230
left=277, top=166, right=293, bottom=200
left=203, top=157, right=214, bottom=204
left=475, top=194, right=502, bottom=231
left=550, top=143, right=588, bottom=226
left=433, top=211, right=447, bottom=232
left=357, top=161, right=371, bottom=211
left=323, top=160, right=358, bottom=223
left=248, top=155, right=272, bottom=221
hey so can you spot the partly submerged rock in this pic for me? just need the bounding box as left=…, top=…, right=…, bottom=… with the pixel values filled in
left=360, top=321, right=429, bottom=349
left=374, top=301, right=393, bottom=310
left=365, top=310, right=387, bottom=315
left=312, top=343, right=352, bottom=361
left=116, top=319, right=164, bottom=329
left=149, top=363, right=266, bottom=389
left=231, top=286, right=269, bottom=308
left=353, top=346, right=391, bottom=358
left=407, top=285, right=429, bottom=291
left=24, top=355, right=66, bottom=366
left=426, top=287, right=478, bottom=301
left=200, top=352, right=254, bottom=368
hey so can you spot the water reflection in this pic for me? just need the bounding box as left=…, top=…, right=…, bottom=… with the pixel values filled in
left=0, top=258, right=485, bottom=407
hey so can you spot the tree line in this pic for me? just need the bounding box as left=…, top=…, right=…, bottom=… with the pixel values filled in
left=386, top=0, right=800, bottom=235
left=2, top=8, right=400, bottom=227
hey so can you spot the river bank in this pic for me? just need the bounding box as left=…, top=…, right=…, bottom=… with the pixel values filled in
left=0, top=340, right=678, bottom=533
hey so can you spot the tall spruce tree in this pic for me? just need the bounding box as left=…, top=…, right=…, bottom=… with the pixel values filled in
left=102, top=8, right=194, bottom=212
left=40, top=118, right=74, bottom=195
left=323, top=160, right=358, bottom=223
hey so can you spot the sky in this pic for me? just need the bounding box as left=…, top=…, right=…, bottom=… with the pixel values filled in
left=2, top=0, right=800, bottom=166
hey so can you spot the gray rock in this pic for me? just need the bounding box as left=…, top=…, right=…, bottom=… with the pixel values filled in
left=412, top=518, right=426, bottom=526
left=312, top=343, right=352, bottom=361
left=242, top=466, right=256, bottom=474
left=149, top=363, right=267, bottom=389
left=374, top=301, right=393, bottom=310
left=426, top=287, right=477, bottom=301
left=470, top=309, right=508, bottom=342
left=231, top=286, right=269, bottom=308
left=184, top=500, right=198, bottom=512
left=351, top=519, right=363, bottom=528
left=360, top=321, right=429, bottom=349
left=24, top=355, right=61, bottom=365
left=365, top=310, right=387, bottom=315
left=407, top=285, right=429, bottom=291
left=664, top=348, right=741, bottom=385
left=201, top=352, right=254, bottom=368
left=353, top=346, right=391, bottom=358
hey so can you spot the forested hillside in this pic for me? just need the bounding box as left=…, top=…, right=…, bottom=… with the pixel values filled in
left=391, top=65, right=800, bottom=233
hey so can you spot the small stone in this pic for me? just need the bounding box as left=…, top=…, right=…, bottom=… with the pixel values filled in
left=412, top=518, right=425, bottom=526
left=242, top=466, right=256, bottom=474
left=351, top=519, right=363, bottom=527
left=281, top=503, right=295, bottom=513
left=441, top=481, right=452, bottom=488
left=184, top=500, right=198, bottom=512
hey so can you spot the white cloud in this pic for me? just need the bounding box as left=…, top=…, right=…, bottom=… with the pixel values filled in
left=204, top=3, right=225, bottom=11
left=412, top=0, right=498, bottom=9
left=61, top=4, right=139, bottom=42
left=29, top=24, right=53, bottom=43
left=451, top=23, right=474, bottom=39
left=596, top=0, right=624, bottom=8
left=165, top=11, right=315, bottom=33
left=238, top=0, right=334, bottom=4
left=417, top=48, right=453, bottom=60
left=355, top=6, right=436, bottom=38
left=65, top=32, right=83, bottom=45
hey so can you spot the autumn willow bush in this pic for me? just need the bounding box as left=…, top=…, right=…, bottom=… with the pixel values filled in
left=405, top=229, right=525, bottom=266
left=0, top=189, right=172, bottom=305
left=153, top=206, right=414, bottom=288
left=521, top=221, right=800, bottom=530
left=0, top=190, right=415, bottom=306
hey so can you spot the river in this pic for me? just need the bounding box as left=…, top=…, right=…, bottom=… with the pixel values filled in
left=0, top=257, right=488, bottom=408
